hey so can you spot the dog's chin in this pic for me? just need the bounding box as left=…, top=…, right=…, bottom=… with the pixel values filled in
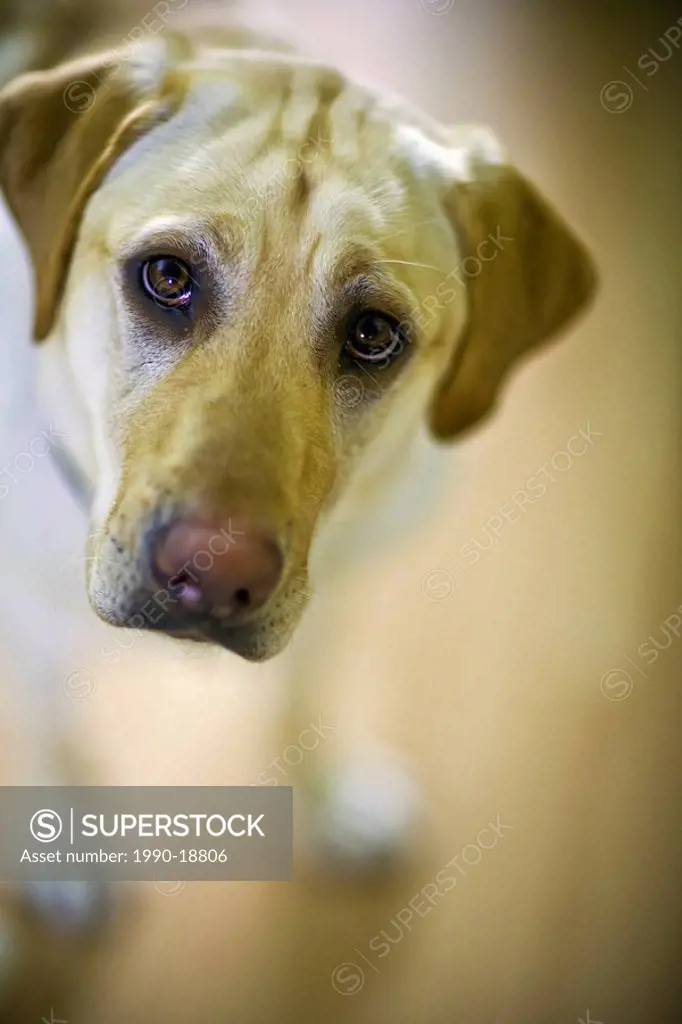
left=89, top=591, right=296, bottom=663
left=163, top=620, right=291, bottom=662
left=88, top=564, right=308, bottom=663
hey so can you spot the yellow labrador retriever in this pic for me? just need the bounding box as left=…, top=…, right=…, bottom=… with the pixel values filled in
left=0, top=16, right=595, bottom=923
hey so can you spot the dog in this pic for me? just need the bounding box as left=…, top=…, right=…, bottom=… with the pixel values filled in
left=0, top=2, right=596, bottom=948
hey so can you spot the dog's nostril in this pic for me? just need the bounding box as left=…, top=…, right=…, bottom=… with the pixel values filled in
left=167, top=567, right=202, bottom=605
left=171, top=569, right=190, bottom=588
left=234, top=588, right=251, bottom=609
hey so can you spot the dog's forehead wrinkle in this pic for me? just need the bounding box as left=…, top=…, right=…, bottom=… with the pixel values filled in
left=98, top=79, right=431, bottom=261
left=185, top=62, right=347, bottom=166
left=205, top=101, right=290, bottom=167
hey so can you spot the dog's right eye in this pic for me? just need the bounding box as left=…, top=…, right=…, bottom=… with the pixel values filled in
left=140, top=257, right=194, bottom=310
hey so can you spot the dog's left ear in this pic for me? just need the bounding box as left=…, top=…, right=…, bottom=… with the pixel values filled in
left=428, top=130, right=598, bottom=440
left=0, top=34, right=191, bottom=341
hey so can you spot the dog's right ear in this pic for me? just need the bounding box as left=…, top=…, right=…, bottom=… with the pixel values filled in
left=0, top=34, right=192, bottom=341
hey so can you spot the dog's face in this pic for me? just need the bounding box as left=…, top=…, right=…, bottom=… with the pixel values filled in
left=0, top=34, right=596, bottom=660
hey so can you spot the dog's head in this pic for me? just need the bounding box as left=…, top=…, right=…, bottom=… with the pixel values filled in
left=0, top=34, right=596, bottom=660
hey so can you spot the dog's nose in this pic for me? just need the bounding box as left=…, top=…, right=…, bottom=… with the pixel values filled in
left=153, top=517, right=283, bottom=618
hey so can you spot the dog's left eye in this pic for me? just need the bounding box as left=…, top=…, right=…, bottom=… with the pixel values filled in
left=344, top=311, right=405, bottom=365
left=140, top=257, right=194, bottom=310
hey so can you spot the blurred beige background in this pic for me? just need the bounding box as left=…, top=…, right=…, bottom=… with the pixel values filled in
left=0, top=1, right=680, bottom=1021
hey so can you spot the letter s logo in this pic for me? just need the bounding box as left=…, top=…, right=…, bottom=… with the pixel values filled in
left=30, top=809, right=63, bottom=843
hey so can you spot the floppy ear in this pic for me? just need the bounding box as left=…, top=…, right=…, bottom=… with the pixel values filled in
left=0, top=34, right=191, bottom=341
left=428, top=132, right=597, bottom=440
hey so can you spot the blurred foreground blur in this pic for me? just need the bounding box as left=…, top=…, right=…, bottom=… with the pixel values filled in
left=0, top=1, right=680, bottom=1021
